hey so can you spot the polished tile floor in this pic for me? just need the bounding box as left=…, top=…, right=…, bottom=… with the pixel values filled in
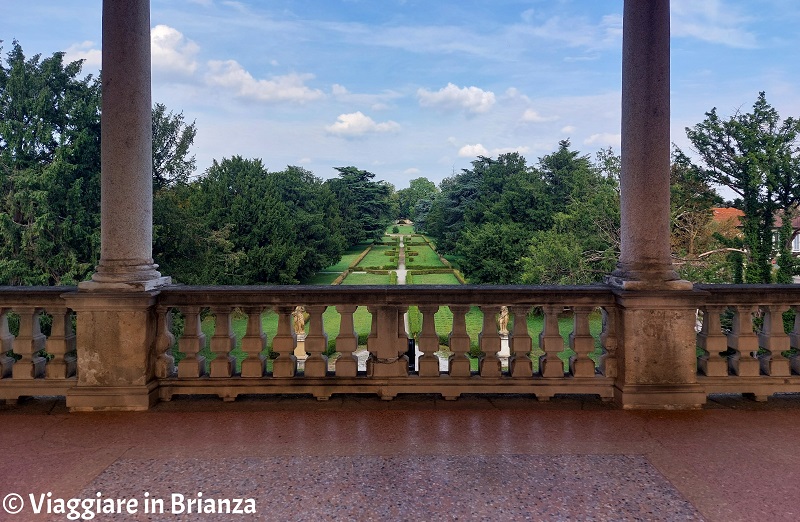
left=3, top=394, right=800, bottom=521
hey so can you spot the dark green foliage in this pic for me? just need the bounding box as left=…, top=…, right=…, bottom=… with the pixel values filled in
left=0, top=41, right=101, bottom=285
left=325, top=166, right=394, bottom=245
left=181, top=158, right=346, bottom=284
left=396, top=177, right=438, bottom=220
left=425, top=143, right=620, bottom=284
left=685, top=92, right=800, bottom=283
left=152, top=103, right=196, bottom=190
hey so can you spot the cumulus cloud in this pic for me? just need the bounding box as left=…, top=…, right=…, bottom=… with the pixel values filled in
left=403, top=168, right=421, bottom=175
left=457, top=144, right=529, bottom=158
left=521, top=109, right=558, bottom=123
left=64, top=41, right=101, bottom=71
left=671, top=0, right=757, bottom=48
left=151, top=25, right=199, bottom=76
left=326, top=112, right=400, bottom=137
left=206, top=60, right=324, bottom=103
left=458, top=144, right=490, bottom=157
left=561, top=125, right=577, bottom=133
left=584, top=133, right=621, bottom=147
left=418, top=83, right=496, bottom=114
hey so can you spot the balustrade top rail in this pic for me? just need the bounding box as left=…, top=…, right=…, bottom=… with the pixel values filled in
left=695, top=284, right=800, bottom=306
left=0, top=286, right=77, bottom=307
left=157, top=284, right=618, bottom=307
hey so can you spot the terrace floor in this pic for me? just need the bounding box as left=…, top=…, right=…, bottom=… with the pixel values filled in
left=3, top=394, right=799, bottom=521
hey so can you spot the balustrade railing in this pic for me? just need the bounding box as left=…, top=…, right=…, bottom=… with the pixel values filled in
left=2, top=284, right=800, bottom=405
left=695, top=284, right=800, bottom=400
left=156, top=285, right=617, bottom=401
left=0, top=287, right=77, bottom=402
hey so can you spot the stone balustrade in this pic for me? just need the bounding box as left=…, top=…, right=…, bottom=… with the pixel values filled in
left=156, top=285, right=617, bottom=401
left=0, top=287, right=77, bottom=402
left=2, top=284, right=800, bottom=407
left=695, top=284, right=800, bottom=400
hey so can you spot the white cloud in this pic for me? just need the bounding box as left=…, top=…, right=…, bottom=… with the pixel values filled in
left=403, top=168, right=421, bottom=175
left=298, top=157, right=312, bottom=165
left=584, top=133, right=621, bottom=147
left=458, top=144, right=489, bottom=157
left=206, top=60, right=324, bottom=103
left=561, top=125, right=577, bottom=133
left=326, top=112, right=400, bottom=137
left=151, top=25, right=199, bottom=76
left=457, top=144, right=529, bottom=158
left=64, top=41, right=101, bottom=71
left=521, top=109, right=558, bottom=123
left=418, top=83, right=496, bottom=114
left=671, top=0, right=757, bottom=48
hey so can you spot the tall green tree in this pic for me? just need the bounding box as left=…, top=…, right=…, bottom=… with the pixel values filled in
left=152, top=102, right=197, bottom=190
left=185, top=157, right=345, bottom=284
left=0, top=41, right=101, bottom=285
left=325, top=166, right=394, bottom=245
left=685, top=92, right=800, bottom=283
left=396, top=177, right=438, bottom=220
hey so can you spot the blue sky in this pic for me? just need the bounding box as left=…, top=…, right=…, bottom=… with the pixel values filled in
left=2, top=0, right=800, bottom=189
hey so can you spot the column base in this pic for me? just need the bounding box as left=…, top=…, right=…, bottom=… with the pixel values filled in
left=614, top=384, right=706, bottom=410
left=67, top=381, right=159, bottom=412
left=79, top=276, right=172, bottom=292
left=605, top=274, right=693, bottom=291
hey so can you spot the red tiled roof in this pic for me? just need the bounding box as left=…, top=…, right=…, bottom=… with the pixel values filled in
left=711, top=207, right=744, bottom=226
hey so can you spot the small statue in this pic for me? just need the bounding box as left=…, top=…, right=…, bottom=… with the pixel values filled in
left=292, top=306, right=307, bottom=335
left=497, top=306, right=509, bottom=335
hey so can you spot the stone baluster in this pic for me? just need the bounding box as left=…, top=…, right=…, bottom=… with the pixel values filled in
left=727, top=305, right=760, bottom=377
left=448, top=305, right=472, bottom=377
left=367, top=306, right=408, bottom=377
left=417, top=305, right=441, bottom=377
left=598, top=307, right=617, bottom=378
left=0, top=309, right=15, bottom=379
left=45, top=308, right=77, bottom=379
left=509, top=306, right=533, bottom=378
left=177, top=306, right=206, bottom=378
left=479, top=305, right=502, bottom=378
left=11, top=307, right=46, bottom=379
left=539, top=305, right=565, bottom=378
left=758, top=305, right=791, bottom=377
left=696, top=306, right=729, bottom=377
left=569, top=307, right=596, bottom=377
left=240, top=306, right=266, bottom=378
left=790, top=306, right=800, bottom=375
left=334, top=305, right=358, bottom=377
left=365, top=306, right=378, bottom=375
left=209, top=307, right=236, bottom=378
left=272, top=306, right=297, bottom=378
left=154, top=306, right=175, bottom=379
left=303, top=305, right=329, bottom=377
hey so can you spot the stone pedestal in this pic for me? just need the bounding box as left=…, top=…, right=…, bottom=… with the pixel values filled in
left=294, top=333, right=308, bottom=371
left=613, top=291, right=706, bottom=409
left=64, top=292, right=160, bottom=411
left=498, top=333, right=510, bottom=370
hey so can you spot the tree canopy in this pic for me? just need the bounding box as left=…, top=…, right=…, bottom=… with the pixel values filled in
left=685, top=92, right=800, bottom=283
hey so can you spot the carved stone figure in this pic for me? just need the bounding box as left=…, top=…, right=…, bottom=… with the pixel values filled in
left=497, top=306, right=510, bottom=335
left=293, top=306, right=307, bottom=335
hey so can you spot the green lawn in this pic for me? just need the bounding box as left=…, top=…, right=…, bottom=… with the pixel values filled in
left=356, top=244, right=397, bottom=269
left=341, top=272, right=394, bottom=285
left=406, top=243, right=445, bottom=267
left=411, top=272, right=461, bottom=285
left=393, top=225, right=415, bottom=234
left=318, top=242, right=372, bottom=273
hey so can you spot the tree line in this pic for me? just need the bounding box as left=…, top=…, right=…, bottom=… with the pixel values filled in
left=2, top=41, right=798, bottom=286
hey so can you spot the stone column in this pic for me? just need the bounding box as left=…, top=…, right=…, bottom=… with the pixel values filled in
left=609, top=0, right=704, bottom=409
left=66, top=0, right=167, bottom=411
left=81, top=0, right=169, bottom=291
left=609, top=0, right=689, bottom=291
